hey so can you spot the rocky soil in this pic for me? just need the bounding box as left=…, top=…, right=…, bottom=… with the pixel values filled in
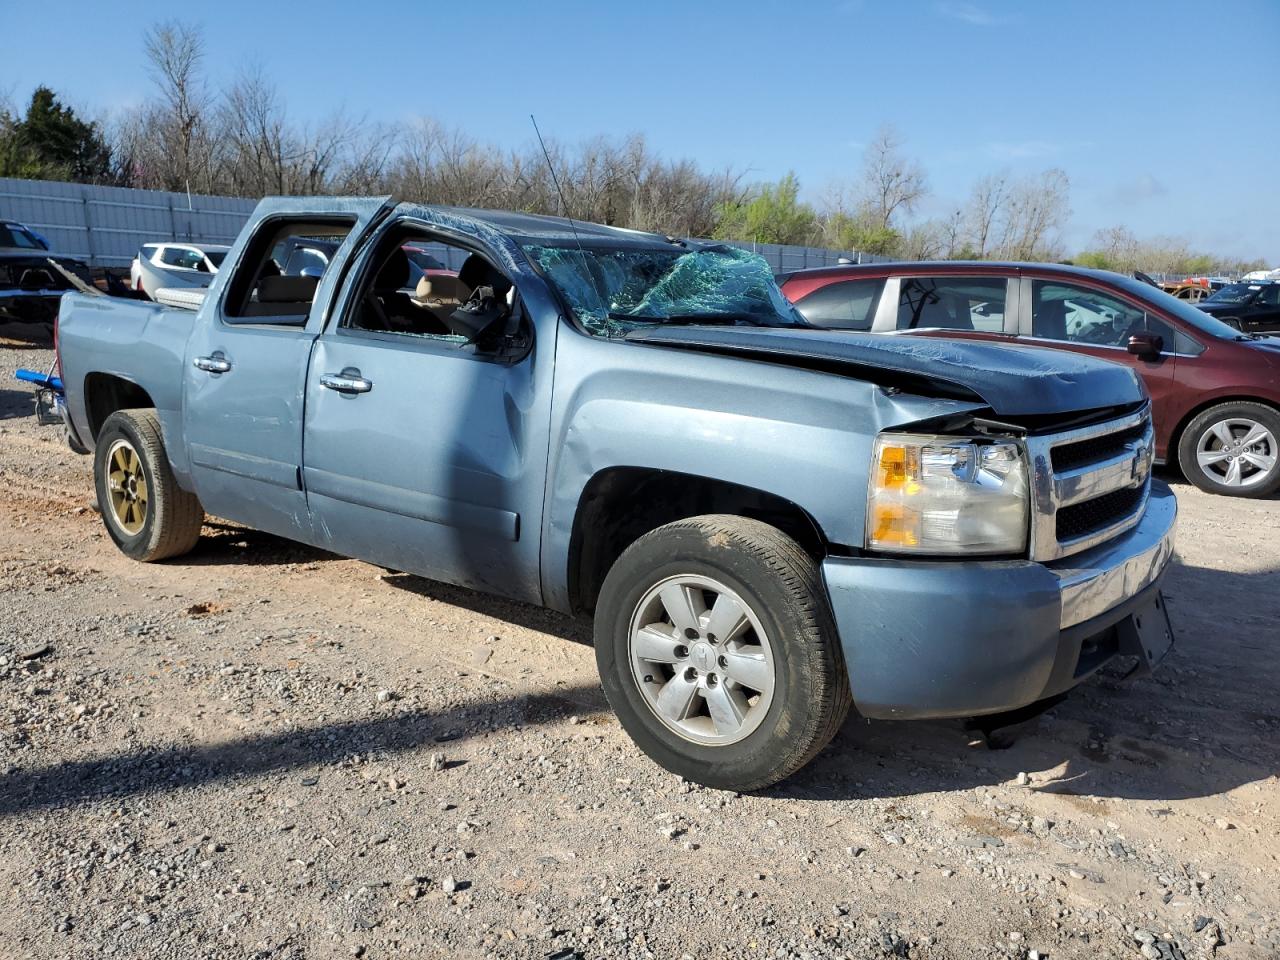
left=1, top=340, right=1277, bottom=959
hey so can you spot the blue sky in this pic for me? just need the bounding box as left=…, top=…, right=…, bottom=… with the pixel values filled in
left=5, top=0, right=1278, bottom=261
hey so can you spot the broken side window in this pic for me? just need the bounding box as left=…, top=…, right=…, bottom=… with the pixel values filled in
left=525, top=243, right=803, bottom=337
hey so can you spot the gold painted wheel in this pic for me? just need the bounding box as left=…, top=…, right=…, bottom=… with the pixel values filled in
left=105, top=438, right=148, bottom=536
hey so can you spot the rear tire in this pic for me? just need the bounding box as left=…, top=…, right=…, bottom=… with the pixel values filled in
left=594, top=515, right=850, bottom=791
left=94, top=409, right=204, bottom=561
left=1177, top=401, right=1280, bottom=497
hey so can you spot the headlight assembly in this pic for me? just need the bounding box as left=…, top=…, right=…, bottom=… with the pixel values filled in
left=867, top=433, right=1029, bottom=555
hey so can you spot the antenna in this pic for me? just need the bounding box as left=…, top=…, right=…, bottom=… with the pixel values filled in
left=529, top=114, right=609, bottom=321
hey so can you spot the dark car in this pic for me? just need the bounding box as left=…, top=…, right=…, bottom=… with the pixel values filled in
left=1196, top=280, right=1280, bottom=333
left=779, top=261, right=1280, bottom=497
left=0, top=220, right=94, bottom=333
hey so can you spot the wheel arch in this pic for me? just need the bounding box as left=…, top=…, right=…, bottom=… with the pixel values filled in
left=565, top=466, right=829, bottom=617
left=83, top=373, right=157, bottom=441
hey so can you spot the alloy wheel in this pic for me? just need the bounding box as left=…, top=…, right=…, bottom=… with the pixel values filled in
left=627, top=574, right=776, bottom=746
left=105, top=438, right=149, bottom=535
left=1195, top=418, right=1278, bottom=488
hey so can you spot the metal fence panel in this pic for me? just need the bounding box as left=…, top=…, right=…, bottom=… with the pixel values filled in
left=0, top=178, right=256, bottom=267
left=0, top=177, right=893, bottom=273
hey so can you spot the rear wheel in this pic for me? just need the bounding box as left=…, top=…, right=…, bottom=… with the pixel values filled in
left=1177, top=401, right=1280, bottom=497
left=94, top=409, right=204, bottom=561
left=594, top=515, right=850, bottom=791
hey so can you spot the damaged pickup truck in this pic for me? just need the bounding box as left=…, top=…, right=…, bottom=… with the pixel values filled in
left=55, top=197, right=1177, bottom=790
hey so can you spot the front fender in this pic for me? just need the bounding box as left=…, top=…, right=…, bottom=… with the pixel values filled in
left=539, top=328, right=986, bottom=611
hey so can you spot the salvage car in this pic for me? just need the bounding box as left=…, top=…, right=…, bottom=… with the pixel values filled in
left=130, top=242, right=231, bottom=300
left=55, top=198, right=1177, bottom=790
left=1195, top=280, right=1280, bottom=334
left=0, top=220, right=93, bottom=333
left=780, top=262, right=1280, bottom=497
left=1161, top=281, right=1214, bottom=303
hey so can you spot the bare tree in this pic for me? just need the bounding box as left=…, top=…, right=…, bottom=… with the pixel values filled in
left=939, top=208, right=965, bottom=259
left=963, top=172, right=1010, bottom=258
left=993, top=168, right=1070, bottom=261
left=901, top=219, right=947, bottom=260
left=141, top=21, right=211, bottom=192
left=861, top=125, right=928, bottom=230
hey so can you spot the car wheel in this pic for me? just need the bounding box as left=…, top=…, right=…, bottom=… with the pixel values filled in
left=594, top=515, right=851, bottom=791
left=94, top=409, right=205, bottom=561
left=1177, top=401, right=1280, bottom=497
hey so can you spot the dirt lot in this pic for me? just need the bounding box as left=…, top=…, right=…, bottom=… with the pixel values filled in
left=1, top=339, right=1277, bottom=960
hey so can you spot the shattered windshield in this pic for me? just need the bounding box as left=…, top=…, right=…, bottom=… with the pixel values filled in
left=525, top=243, right=804, bottom=336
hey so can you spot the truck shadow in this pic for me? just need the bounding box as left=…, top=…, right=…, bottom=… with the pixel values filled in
left=379, top=572, right=592, bottom=647
left=774, top=558, right=1279, bottom=803
left=184, top=522, right=345, bottom=568
left=0, top=683, right=597, bottom=820
left=173, top=526, right=592, bottom=644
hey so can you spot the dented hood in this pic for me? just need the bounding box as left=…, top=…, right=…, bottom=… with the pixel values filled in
left=625, top=327, right=1146, bottom=417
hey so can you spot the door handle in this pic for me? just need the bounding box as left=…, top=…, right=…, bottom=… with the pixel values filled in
left=193, top=354, right=231, bottom=373
left=319, top=371, right=373, bottom=394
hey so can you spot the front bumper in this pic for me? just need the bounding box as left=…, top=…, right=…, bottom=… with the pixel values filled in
left=823, top=481, right=1177, bottom=720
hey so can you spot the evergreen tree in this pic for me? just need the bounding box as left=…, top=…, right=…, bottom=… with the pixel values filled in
left=0, top=86, right=114, bottom=183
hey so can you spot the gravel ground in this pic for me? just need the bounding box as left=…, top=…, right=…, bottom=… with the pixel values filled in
left=1, top=339, right=1277, bottom=960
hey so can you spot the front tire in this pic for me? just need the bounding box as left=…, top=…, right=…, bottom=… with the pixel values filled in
left=1177, top=401, right=1280, bottom=497
left=94, top=409, right=204, bottom=561
left=594, top=515, right=850, bottom=791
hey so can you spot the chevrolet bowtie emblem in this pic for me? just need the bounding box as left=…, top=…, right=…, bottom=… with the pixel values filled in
left=1128, top=438, right=1153, bottom=484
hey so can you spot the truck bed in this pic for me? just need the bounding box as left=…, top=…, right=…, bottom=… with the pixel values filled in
left=56, top=292, right=198, bottom=474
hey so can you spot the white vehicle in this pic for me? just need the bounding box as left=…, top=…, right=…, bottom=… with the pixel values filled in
left=129, top=242, right=231, bottom=300
left=1242, top=268, right=1280, bottom=282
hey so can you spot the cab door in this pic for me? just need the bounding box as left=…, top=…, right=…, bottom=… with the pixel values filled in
left=181, top=197, right=390, bottom=543
left=299, top=218, right=554, bottom=604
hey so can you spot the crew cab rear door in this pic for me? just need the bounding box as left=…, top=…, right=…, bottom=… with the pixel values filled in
left=181, top=197, right=391, bottom=542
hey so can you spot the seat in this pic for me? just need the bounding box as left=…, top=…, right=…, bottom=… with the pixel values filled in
left=360, top=247, right=453, bottom=336
left=412, top=272, right=470, bottom=310
left=240, top=274, right=319, bottom=317
left=917, top=293, right=972, bottom=329
left=458, top=253, right=511, bottom=303
left=1033, top=297, right=1068, bottom=341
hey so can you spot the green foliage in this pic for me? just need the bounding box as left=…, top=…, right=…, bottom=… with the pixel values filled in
left=0, top=86, right=113, bottom=183
left=712, top=172, right=818, bottom=246
left=823, top=210, right=902, bottom=256
left=1072, top=250, right=1112, bottom=270
left=1182, top=254, right=1215, bottom=275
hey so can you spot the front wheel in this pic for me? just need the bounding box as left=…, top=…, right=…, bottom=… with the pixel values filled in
left=94, top=409, right=205, bottom=561
left=1177, top=401, right=1280, bottom=497
left=594, top=515, right=850, bottom=791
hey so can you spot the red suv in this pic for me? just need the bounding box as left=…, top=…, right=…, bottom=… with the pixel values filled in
left=779, top=262, right=1280, bottom=497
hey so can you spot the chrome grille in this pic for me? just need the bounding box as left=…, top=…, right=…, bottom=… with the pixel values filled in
left=1054, top=485, right=1146, bottom=542
left=1050, top=421, right=1149, bottom=473
left=1025, top=406, right=1154, bottom=561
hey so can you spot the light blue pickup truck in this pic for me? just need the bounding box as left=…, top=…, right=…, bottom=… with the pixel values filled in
left=55, top=197, right=1177, bottom=790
